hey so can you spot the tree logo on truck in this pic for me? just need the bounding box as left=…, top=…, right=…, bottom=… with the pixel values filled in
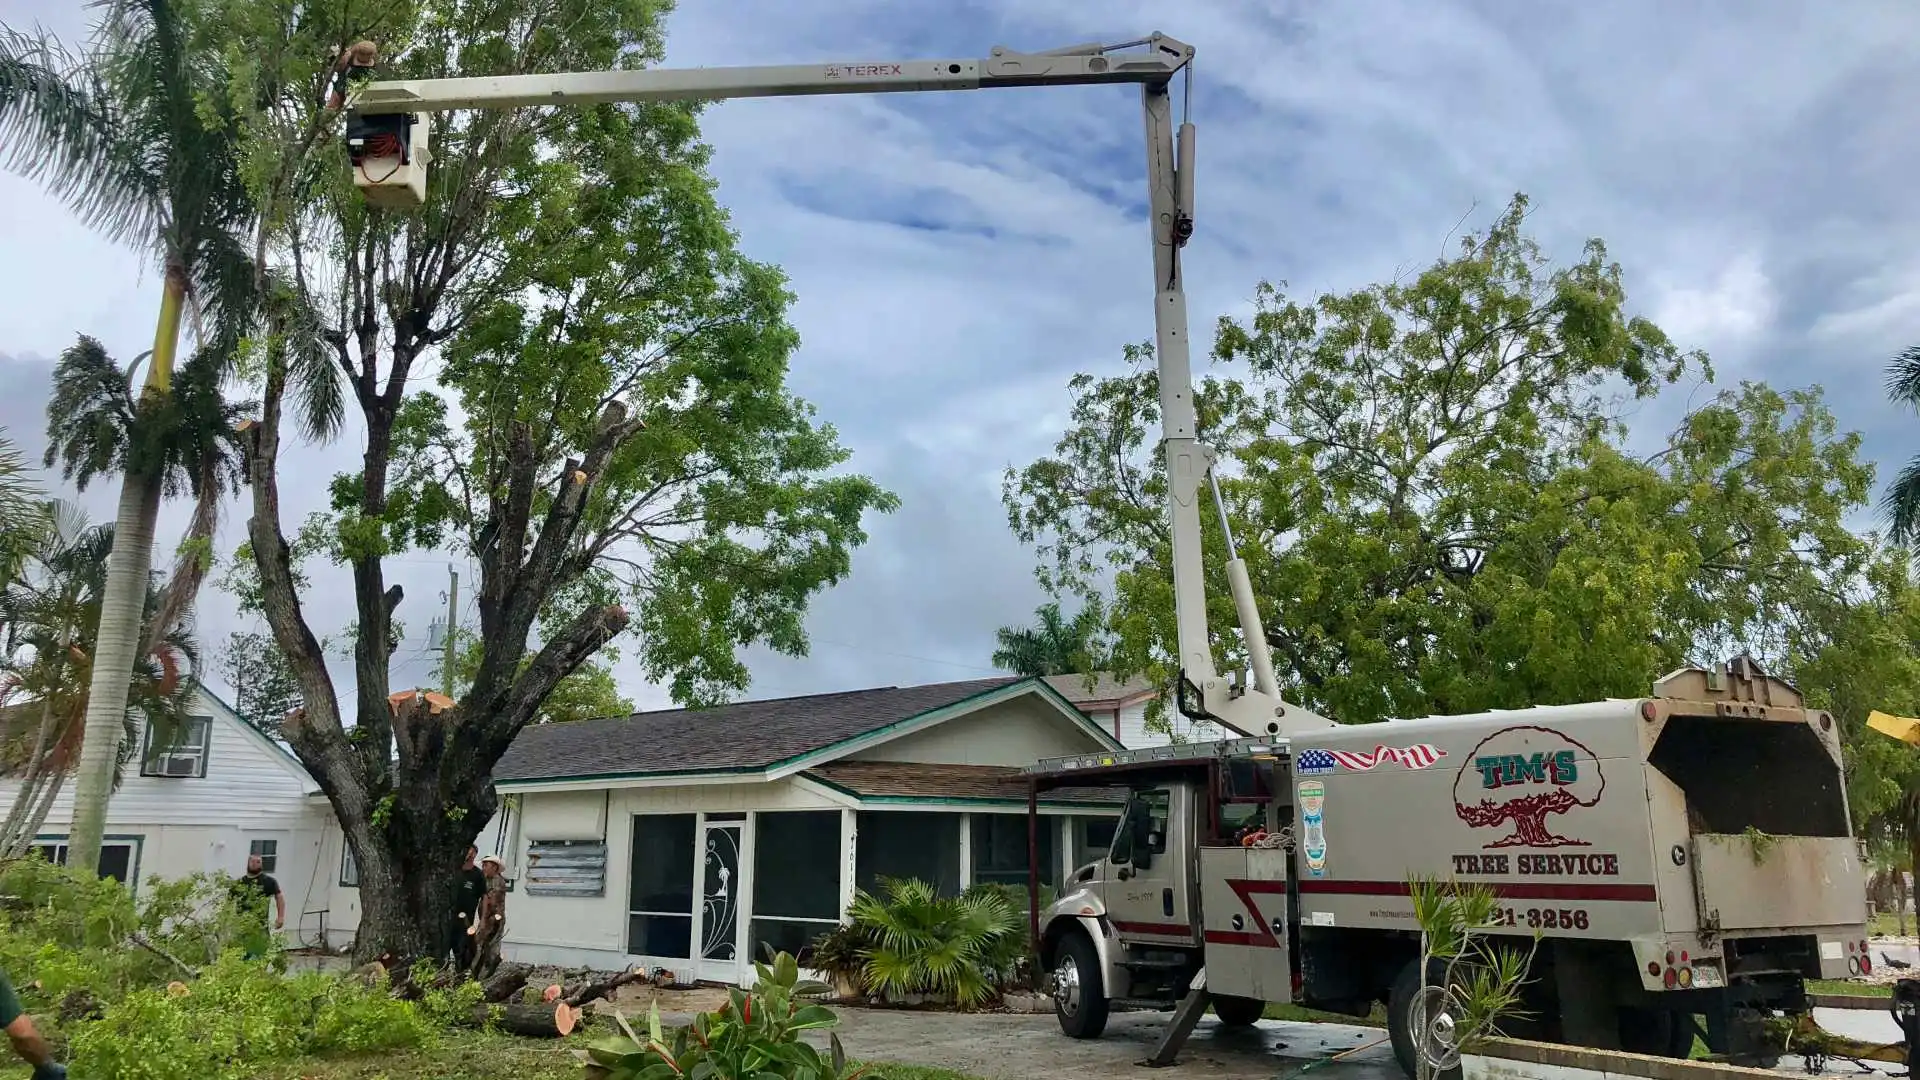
left=1452, top=725, right=1606, bottom=849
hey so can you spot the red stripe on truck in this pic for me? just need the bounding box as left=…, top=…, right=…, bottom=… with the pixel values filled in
left=1111, top=919, right=1192, bottom=938
left=1296, top=879, right=1658, bottom=903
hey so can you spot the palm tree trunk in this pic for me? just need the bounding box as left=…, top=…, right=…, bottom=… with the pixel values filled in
left=0, top=695, right=63, bottom=858
left=64, top=262, right=185, bottom=877
left=63, top=468, right=161, bottom=874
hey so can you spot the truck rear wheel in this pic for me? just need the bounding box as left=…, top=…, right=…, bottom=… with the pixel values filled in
left=1213, top=994, right=1265, bottom=1027
left=1617, top=1008, right=1696, bottom=1058
left=1388, top=959, right=1462, bottom=1080
left=1051, top=930, right=1110, bottom=1039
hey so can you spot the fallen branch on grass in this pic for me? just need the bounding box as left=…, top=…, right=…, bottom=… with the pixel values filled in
left=129, top=932, right=199, bottom=980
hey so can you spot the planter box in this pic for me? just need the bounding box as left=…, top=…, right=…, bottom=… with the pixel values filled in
left=1463, top=1039, right=1782, bottom=1080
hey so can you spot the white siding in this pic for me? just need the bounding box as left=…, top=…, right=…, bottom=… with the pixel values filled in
left=497, top=780, right=842, bottom=967
left=1114, top=695, right=1228, bottom=748
left=844, top=696, right=1096, bottom=765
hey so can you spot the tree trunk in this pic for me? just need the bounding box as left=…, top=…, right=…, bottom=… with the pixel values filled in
left=64, top=470, right=162, bottom=875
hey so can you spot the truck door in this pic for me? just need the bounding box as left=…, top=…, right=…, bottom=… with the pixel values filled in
left=1103, top=785, right=1197, bottom=947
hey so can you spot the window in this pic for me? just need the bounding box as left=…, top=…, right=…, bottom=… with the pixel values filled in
left=628, top=814, right=695, bottom=958
left=1073, top=816, right=1117, bottom=869
left=750, top=811, right=841, bottom=964
left=856, top=811, right=960, bottom=897
left=340, top=846, right=359, bottom=888
left=248, top=839, right=278, bottom=874
left=970, top=813, right=1057, bottom=888
left=525, top=840, right=607, bottom=897
left=140, top=716, right=212, bottom=778
left=35, top=840, right=136, bottom=885
left=1109, top=788, right=1169, bottom=865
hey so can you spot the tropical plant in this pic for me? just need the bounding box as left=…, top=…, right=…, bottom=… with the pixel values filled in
left=0, top=0, right=279, bottom=875
left=1884, top=343, right=1920, bottom=544
left=991, top=600, right=1108, bottom=677
left=583, top=952, right=865, bottom=1080
left=0, top=505, right=205, bottom=860
left=805, top=921, right=878, bottom=998
left=1402, top=877, right=1538, bottom=1079
left=846, top=877, right=1024, bottom=1008
left=0, top=428, right=45, bottom=583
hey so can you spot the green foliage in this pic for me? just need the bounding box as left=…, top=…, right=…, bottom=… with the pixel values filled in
left=991, top=600, right=1109, bottom=677
left=845, top=878, right=1024, bottom=1008
left=1005, top=193, right=1873, bottom=727
left=583, top=952, right=862, bottom=1080
left=1408, top=877, right=1537, bottom=1064
left=68, top=952, right=435, bottom=1080
left=0, top=427, right=44, bottom=582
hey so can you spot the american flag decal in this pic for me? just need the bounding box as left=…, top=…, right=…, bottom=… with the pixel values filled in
left=1296, top=744, right=1445, bottom=775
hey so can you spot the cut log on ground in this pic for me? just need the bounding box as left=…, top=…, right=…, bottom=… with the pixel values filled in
left=459, top=1001, right=578, bottom=1038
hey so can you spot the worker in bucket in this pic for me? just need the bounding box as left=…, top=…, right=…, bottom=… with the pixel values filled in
left=0, top=964, right=66, bottom=1078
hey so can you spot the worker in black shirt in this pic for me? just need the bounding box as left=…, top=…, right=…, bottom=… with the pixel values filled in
left=0, top=964, right=66, bottom=1078
left=451, top=844, right=487, bottom=970
left=231, top=853, right=285, bottom=958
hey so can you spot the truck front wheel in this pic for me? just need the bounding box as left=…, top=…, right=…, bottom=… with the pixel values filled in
left=1213, top=994, right=1265, bottom=1027
left=1051, top=930, right=1110, bottom=1039
left=1387, top=959, right=1462, bottom=1080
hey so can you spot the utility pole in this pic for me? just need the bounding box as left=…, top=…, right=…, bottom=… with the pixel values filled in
left=443, top=567, right=458, bottom=697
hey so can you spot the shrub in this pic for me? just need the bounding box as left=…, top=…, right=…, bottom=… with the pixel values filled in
left=806, top=921, right=878, bottom=996
left=847, top=878, right=1022, bottom=1007
left=66, top=952, right=435, bottom=1080
left=583, top=952, right=865, bottom=1080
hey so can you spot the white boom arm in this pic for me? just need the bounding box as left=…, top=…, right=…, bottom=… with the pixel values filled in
left=345, top=34, right=1333, bottom=738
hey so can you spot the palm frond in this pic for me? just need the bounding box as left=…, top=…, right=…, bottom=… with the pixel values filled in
left=262, top=270, right=347, bottom=440
left=1888, top=345, right=1920, bottom=411
left=1884, top=456, right=1920, bottom=546
left=0, top=25, right=160, bottom=246
left=42, top=336, right=134, bottom=490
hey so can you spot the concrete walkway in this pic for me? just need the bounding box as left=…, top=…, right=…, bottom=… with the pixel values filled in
left=664, top=1007, right=1402, bottom=1080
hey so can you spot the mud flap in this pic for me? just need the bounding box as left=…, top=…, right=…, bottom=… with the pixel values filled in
left=1142, top=968, right=1211, bottom=1068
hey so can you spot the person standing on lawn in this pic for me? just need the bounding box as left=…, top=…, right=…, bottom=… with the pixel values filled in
left=451, top=844, right=487, bottom=970
left=230, top=853, right=285, bottom=959
left=468, top=853, right=509, bottom=978
left=0, top=964, right=66, bottom=1078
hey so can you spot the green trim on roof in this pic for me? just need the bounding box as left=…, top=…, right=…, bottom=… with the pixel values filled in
left=800, top=772, right=1114, bottom=809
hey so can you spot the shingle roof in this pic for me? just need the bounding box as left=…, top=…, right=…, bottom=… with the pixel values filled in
left=807, top=760, right=1124, bottom=805
left=494, top=676, right=1024, bottom=782
left=1042, top=672, right=1158, bottom=706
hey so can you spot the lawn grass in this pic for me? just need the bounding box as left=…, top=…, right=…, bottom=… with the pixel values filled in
left=1808, top=978, right=1892, bottom=998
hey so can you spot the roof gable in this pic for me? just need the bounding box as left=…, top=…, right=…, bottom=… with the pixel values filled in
left=495, top=676, right=1124, bottom=786
left=1042, top=672, right=1158, bottom=708
left=188, top=685, right=320, bottom=793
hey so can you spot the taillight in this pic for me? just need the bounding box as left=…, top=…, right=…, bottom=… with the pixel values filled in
left=1863, top=954, right=1874, bottom=975
left=1663, top=967, right=1677, bottom=989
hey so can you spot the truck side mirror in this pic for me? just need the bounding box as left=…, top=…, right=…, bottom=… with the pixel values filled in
left=1133, top=847, right=1154, bottom=871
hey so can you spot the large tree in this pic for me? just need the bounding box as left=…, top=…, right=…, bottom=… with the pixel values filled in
left=239, top=1, right=894, bottom=961
left=1006, top=195, right=1872, bottom=726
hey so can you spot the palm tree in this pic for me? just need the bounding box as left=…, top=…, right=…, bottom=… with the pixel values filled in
left=0, top=502, right=202, bottom=861
left=0, top=0, right=260, bottom=873
left=991, top=600, right=1108, bottom=677
left=1885, top=344, right=1920, bottom=544
left=0, top=429, right=46, bottom=583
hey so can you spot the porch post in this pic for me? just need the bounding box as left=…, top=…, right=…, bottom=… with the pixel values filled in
left=838, top=807, right=857, bottom=921
left=958, top=812, right=972, bottom=889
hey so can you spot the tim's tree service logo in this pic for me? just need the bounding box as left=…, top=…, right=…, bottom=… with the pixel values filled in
left=1453, top=725, right=1606, bottom=849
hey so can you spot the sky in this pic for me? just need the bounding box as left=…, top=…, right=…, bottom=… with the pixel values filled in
left=0, top=0, right=1917, bottom=715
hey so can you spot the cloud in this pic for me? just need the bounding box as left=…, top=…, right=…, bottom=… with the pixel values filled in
left=2, top=0, right=1918, bottom=718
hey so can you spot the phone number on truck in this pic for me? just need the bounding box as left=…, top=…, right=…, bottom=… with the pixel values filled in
left=1494, top=907, right=1590, bottom=930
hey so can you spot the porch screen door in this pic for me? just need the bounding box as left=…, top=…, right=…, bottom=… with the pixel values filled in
left=697, top=816, right=744, bottom=982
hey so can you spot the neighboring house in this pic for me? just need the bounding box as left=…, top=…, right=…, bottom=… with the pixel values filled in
left=0, top=685, right=359, bottom=951
left=1043, top=672, right=1229, bottom=747
left=469, top=675, right=1125, bottom=985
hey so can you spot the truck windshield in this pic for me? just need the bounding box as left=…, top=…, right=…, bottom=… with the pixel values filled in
left=1110, top=788, right=1170, bottom=864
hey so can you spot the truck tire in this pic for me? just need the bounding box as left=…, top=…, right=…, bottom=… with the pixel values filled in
left=1618, top=1008, right=1696, bottom=1059
left=1213, top=994, right=1265, bottom=1027
left=1051, top=930, right=1110, bottom=1039
left=1388, top=959, right=1462, bottom=1080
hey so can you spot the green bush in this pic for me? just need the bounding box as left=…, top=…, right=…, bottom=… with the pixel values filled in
left=847, top=878, right=1023, bottom=1008
left=584, top=952, right=864, bottom=1080
left=66, top=952, right=435, bottom=1080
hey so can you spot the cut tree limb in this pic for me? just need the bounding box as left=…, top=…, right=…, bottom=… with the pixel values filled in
left=460, top=1001, right=578, bottom=1038
left=481, top=962, right=536, bottom=1003
left=563, top=967, right=649, bottom=1007
left=129, top=932, right=199, bottom=980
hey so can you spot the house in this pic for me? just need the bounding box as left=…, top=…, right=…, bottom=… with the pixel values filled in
left=471, top=675, right=1126, bottom=984
left=0, top=685, right=360, bottom=951
left=1042, top=673, right=1229, bottom=747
